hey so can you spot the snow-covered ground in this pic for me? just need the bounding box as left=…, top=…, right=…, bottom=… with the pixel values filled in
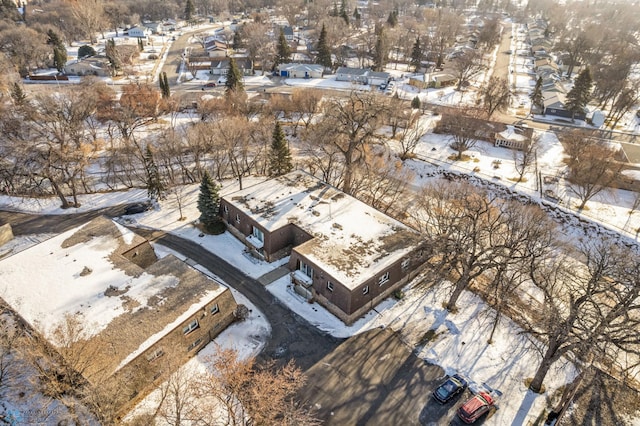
left=2, top=133, right=639, bottom=423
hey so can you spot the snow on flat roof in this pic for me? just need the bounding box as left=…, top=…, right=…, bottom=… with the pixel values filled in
left=0, top=217, right=227, bottom=376
left=224, top=171, right=422, bottom=289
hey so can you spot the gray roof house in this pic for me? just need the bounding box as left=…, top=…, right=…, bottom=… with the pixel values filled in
left=335, top=67, right=390, bottom=86
left=277, top=63, right=324, bottom=78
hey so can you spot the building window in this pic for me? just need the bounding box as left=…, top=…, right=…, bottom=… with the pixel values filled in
left=300, top=261, right=314, bottom=278
left=327, top=281, right=334, bottom=292
left=235, top=214, right=240, bottom=224
left=183, top=319, right=199, bottom=335
left=146, top=348, right=164, bottom=362
left=252, top=226, right=264, bottom=242
left=210, top=303, right=220, bottom=315
left=187, top=338, right=203, bottom=352
left=378, top=272, right=390, bottom=286
left=223, top=205, right=228, bottom=214
left=363, top=285, right=369, bottom=295
left=401, top=258, right=410, bottom=270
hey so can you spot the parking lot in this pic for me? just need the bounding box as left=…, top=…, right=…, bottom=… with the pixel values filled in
left=299, top=327, right=498, bottom=425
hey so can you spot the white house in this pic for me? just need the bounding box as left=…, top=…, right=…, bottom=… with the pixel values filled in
left=128, top=26, right=151, bottom=39
left=277, top=63, right=323, bottom=78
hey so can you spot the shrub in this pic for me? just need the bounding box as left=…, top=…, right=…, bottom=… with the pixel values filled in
left=78, top=45, right=96, bottom=58
left=148, top=54, right=158, bottom=60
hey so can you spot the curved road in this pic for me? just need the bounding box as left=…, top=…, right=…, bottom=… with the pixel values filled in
left=0, top=209, right=342, bottom=370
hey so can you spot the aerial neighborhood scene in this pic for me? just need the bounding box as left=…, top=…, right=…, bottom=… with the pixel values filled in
left=1, top=0, right=640, bottom=424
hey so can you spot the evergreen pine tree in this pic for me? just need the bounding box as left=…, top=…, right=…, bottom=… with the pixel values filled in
left=339, top=0, right=349, bottom=25
left=387, top=9, right=398, bottom=27
left=410, top=37, right=422, bottom=72
left=145, top=146, right=165, bottom=202
left=184, top=0, right=195, bottom=22
left=373, top=28, right=387, bottom=72
left=269, top=121, right=293, bottom=176
left=197, top=171, right=224, bottom=234
left=164, top=72, right=171, bottom=97
left=233, top=28, right=244, bottom=50
left=47, top=29, right=67, bottom=72
left=106, top=38, right=120, bottom=72
left=353, top=7, right=361, bottom=19
left=316, top=24, right=332, bottom=69
left=411, top=96, right=421, bottom=109
left=274, top=28, right=291, bottom=69
left=53, top=47, right=66, bottom=72
left=530, top=76, right=544, bottom=113
left=159, top=72, right=170, bottom=98
left=565, top=67, right=592, bottom=121
left=225, top=57, right=244, bottom=94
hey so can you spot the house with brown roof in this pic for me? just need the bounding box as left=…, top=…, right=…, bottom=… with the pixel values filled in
left=220, top=172, right=427, bottom=324
left=0, top=217, right=238, bottom=414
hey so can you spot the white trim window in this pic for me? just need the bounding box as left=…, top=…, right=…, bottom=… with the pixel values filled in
left=210, top=303, right=220, bottom=315
left=327, top=281, right=334, bottom=292
left=235, top=214, right=241, bottom=224
left=252, top=226, right=264, bottom=242
left=300, top=261, right=314, bottom=279
left=378, top=272, right=390, bottom=286
left=363, top=285, right=369, bottom=295
left=183, top=319, right=199, bottom=335
left=223, top=204, right=229, bottom=214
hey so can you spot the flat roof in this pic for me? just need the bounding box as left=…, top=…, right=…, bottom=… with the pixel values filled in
left=224, top=172, right=422, bottom=289
left=0, top=217, right=227, bottom=380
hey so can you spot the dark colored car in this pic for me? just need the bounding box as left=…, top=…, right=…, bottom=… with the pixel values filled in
left=457, top=391, right=495, bottom=424
left=432, top=374, right=468, bottom=404
left=124, top=203, right=150, bottom=215
left=204, top=82, right=217, bottom=87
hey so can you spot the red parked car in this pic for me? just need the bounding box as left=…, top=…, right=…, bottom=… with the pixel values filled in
left=457, top=391, right=495, bottom=424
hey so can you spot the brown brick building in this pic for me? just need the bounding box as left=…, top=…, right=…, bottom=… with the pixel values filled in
left=220, top=172, right=427, bottom=324
left=0, top=217, right=238, bottom=414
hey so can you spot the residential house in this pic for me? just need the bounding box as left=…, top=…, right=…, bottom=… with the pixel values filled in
left=0, top=217, right=238, bottom=414
left=205, top=39, right=228, bottom=58
left=494, top=125, right=534, bottom=150
left=210, top=57, right=253, bottom=76
left=277, top=63, right=324, bottom=78
left=143, top=21, right=166, bottom=34
left=335, top=67, right=369, bottom=84
left=430, top=72, right=457, bottom=88
left=282, top=25, right=295, bottom=41
left=542, top=91, right=586, bottom=120
left=219, top=171, right=427, bottom=325
left=127, top=26, right=151, bottom=39
left=335, top=67, right=390, bottom=86
left=64, top=56, right=111, bottom=77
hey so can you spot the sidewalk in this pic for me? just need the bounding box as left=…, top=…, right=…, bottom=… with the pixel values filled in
left=256, top=265, right=290, bottom=286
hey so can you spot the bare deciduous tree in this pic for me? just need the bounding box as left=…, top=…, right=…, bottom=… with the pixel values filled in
left=479, top=76, right=510, bottom=119
left=523, top=239, right=640, bottom=394
left=450, top=49, right=484, bottom=91
left=196, top=347, right=320, bottom=426
left=513, top=134, right=539, bottom=183
left=317, top=92, right=387, bottom=194
left=561, top=131, right=626, bottom=210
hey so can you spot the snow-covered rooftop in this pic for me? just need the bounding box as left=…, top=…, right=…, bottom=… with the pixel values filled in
left=0, top=216, right=227, bottom=379
left=497, top=125, right=528, bottom=141
left=224, top=171, right=422, bottom=288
